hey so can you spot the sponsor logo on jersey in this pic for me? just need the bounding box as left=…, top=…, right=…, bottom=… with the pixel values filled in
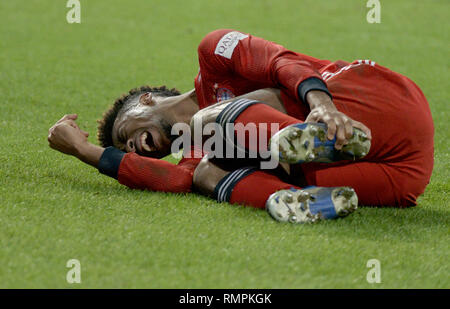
left=214, top=31, right=249, bottom=59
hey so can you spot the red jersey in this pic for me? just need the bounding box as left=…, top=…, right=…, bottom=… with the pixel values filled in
left=195, top=29, right=331, bottom=119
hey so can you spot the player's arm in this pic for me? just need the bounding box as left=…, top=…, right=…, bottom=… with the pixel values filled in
left=198, top=29, right=371, bottom=147
left=48, top=114, right=196, bottom=192
left=198, top=29, right=331, bottom=102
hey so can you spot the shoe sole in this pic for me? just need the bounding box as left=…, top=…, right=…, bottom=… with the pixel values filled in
left=269, top=123, right=371, bottom=164
left=266, top=187, right=358, bottom=224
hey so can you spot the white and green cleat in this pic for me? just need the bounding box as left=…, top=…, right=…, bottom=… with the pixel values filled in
left=269, top=123, right=371, bottom=164
left=266, top=186, right=358, bottom=224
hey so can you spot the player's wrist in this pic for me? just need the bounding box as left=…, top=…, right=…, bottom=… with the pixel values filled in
left=75, top=142, right=104, bottom=168
left=73, top=140, right=89, bottom=158
left=306, top=90, right=337, bottom=111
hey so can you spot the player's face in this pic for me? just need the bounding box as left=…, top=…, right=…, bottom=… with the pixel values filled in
left=112, top=93, right=174, bottom=158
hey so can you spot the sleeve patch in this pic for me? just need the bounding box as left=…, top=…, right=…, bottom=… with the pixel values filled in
left=214, top=31, right=248, bottom=59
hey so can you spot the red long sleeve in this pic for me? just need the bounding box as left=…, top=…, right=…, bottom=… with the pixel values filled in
left=195, top=29, right=330, bottom=107
left=116, top=153, right=197, bottom=192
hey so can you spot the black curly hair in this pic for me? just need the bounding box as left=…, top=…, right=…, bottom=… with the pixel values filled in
left=97, top=85, right=180, bottom=148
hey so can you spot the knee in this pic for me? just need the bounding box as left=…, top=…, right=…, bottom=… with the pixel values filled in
left=393, top=193, right=417, bottom=208
left=193, top=156, right=212, bottom=191
left=395, top=182, right=428, bottom=208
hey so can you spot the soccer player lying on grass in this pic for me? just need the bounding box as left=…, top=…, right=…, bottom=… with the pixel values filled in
left=48, top=29, right=434, bottom=224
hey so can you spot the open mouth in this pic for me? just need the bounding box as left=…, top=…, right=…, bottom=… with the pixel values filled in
left=139, top=131, right=157, bottom=153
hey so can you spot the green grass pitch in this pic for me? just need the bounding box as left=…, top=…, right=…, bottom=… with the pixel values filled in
left=0, top=0, right=448, bottom=288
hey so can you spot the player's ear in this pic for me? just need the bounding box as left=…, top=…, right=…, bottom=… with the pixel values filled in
left=140, top=92, right=155, bottom=106
left=126, top=138, right=136, bottom=152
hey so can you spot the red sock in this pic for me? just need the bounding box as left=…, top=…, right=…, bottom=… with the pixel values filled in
left=231, top=170, right=301, bottom=208
left=234, top=104, right=301, bottom=152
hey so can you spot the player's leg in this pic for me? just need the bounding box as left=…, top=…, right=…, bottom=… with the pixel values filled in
left=191, top=98, right=370, bottom=163
left=193, top=62, right=433, bottom=208
left=301, top=162, right=429, bottom=208
left=193, top=156, right=358, bottom=223
left=305, top=60, right=435, bottom=207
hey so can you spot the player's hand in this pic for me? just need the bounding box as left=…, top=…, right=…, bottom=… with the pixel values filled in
left=305, top=91, right=372, bottom=150
left=306, top=107, right=371, bottom=149
left=48, top=114, right=90, bottom=156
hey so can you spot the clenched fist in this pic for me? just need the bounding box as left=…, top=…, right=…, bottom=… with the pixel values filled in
left=48, top=114, right=104, bottom=167
left=47, top=114, right=89, bottom=156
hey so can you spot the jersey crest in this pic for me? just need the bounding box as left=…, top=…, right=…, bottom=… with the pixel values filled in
left=216, top=87, right=235, bottom=102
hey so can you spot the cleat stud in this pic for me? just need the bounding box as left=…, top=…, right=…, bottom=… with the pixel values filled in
left=289, top=131, right=298, bottom=138
left=342, top=188, right=355, bottom=199
left=289, top=215, right=297, bottom=223
left=283, top=193, right=293, bottom=203
left=338, top=209, right=348, bottom=216
left=360, top=152, right=367, bottom=157
left=307, top=153, right=315, bottom=161
left=309, top=214, right=319, bottom=223
left=298, top=191, right=310, bottom=200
